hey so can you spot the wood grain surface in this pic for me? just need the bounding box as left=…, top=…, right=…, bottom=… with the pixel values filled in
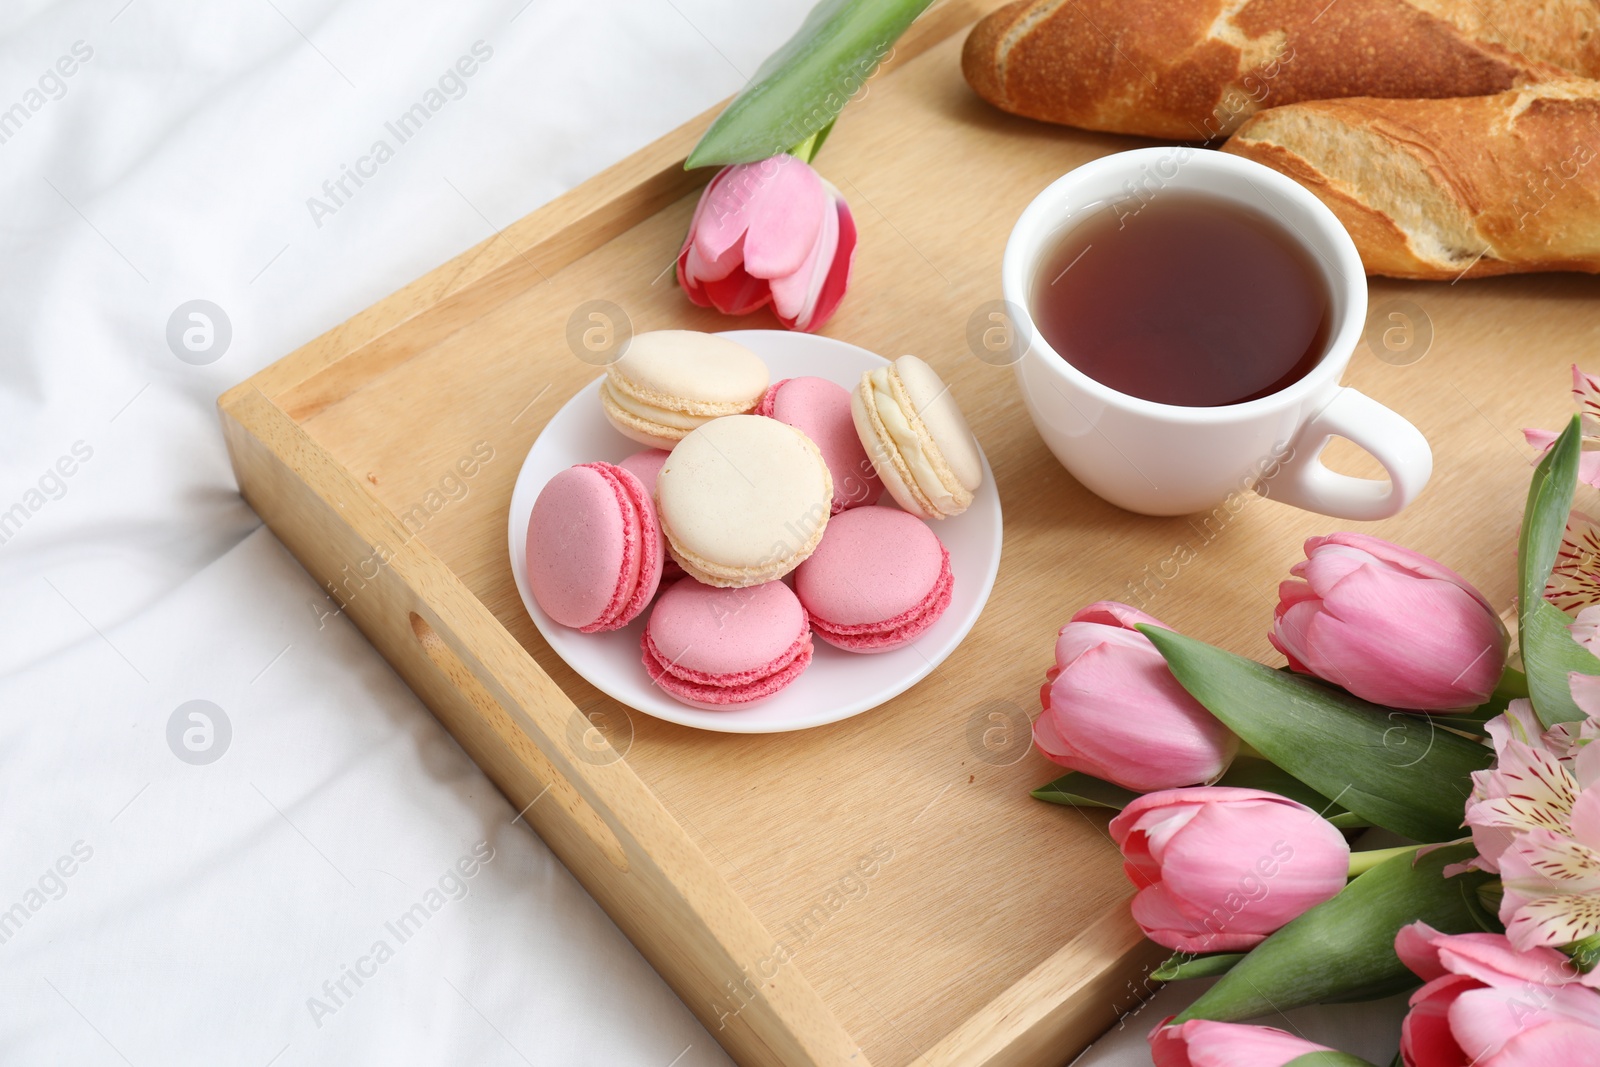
left=220, top=2, right=1600, bottom=1064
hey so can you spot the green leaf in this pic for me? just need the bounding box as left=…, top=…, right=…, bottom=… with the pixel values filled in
left=1517, top=416, right=1600, bottom=727
left=1152, top=952, right=1245, bottom=981
left=1139, top=627, right=1491, bottom=842
left=1495, top=665, right=1530, bottom=700
left=1283, top=1055, right=1381, bottom=1067
left=1173, top=843, right=1496, bottom=1023
left=789, top=118, right=837, bottom=163
left=1439, top=666, right=1531, bottom=737
left=1522, top=600, right=1600, bottom=726
left=1031, top=760, right=1366, bottom=825
left=684, top=0, right=934, bottom=168
left=1217, top=759, right=1357, bottom=822
left=1031, top=772, right=1139, bottom=811
left=1519, top=416, right=1579, bottom=609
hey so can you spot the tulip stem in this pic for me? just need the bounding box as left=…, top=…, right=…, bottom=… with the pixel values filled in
left=1346, top=843, right=1423, bottom=878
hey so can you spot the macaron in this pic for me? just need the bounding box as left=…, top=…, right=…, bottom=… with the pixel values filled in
left=852, top=354, right=984, bottom=520
left=642, top=578, right=813, bottom=709
left=757, top=376, right=882, bottom=513
left=600, top=330, right=769, bottom=448
left=794, top=505, right=953, bottom=653
left=617, top=448, right=684, bottom=582
left=525, top=462, right=662, bottom=632
left=656, top=414, right=832, bottom=588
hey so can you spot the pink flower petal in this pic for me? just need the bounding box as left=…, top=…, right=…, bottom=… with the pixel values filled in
left=1270, top=597, right=1323, bottom=676
left=1075, top=600, right=1172, bottom=633
left=1580, top=452, right=1600, bottom=490
left=729, top=155, right=826, bottom=280
left=1402, top=973, right=1477, bottom=1066
left=675, top=244, right=712, bottom=307
left=805, top=193, right=856, bottom=331
left=1150, top=1019, right=1330, bottom=1067
left=687, top=165, right=750, bottom=265
left=1289, top=562, right=1507, bottom=709
left=683, top=234, right=744, bottom=284
left=1129, top=801, right=1206, bottom=864
left=1037, top=641, right=1235, bottom=791
left=1129, top=882, right=1266, bottom=953
left=1054, top=618, right=1152, bottom=665
left=1396, top=921, right=1451, bottom=981
left=1575, top=364, right=1600, bottom=419
left=1302, top=532, right=1497, bottom=613
left=1450, top=984, right=1600, bottom=1063
left=698, top=264, right=771, bottom=317
left=1484, top=700, right=1557, bottom=758
left=1487, top=1019, right=1600, bottom=1067
left=1526, top=427, right=1559, bottom=453
left=1434, top=932, right=1587, bottom=989
left=770, top=184, right=838, bottom=329
left=1155, top=800, right=1347, bottom=936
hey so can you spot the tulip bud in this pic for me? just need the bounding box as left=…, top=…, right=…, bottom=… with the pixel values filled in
left=1149, top=1018, right=1342, bottom=1067
left=1270, top=533, right=1508, bottom=712
left=1033, top=602, right=1237, bottom=791
left=1109, top=787, right=1350, bottom=953
left=676, top=153, right=856, bottom=333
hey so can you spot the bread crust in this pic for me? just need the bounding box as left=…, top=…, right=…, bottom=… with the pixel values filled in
left=1222, top=82, right=1600, bottom=278
left=962, top=0, right=1581, bottom=138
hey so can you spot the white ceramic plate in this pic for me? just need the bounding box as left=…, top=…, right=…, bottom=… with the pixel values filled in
left=507, top=330, right=1003, bottom=733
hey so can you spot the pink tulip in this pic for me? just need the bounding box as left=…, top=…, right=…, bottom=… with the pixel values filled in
left=676, top=153, right=856, bottom=333
left=1270, top=533, right=1508, bottom=711
left=1109, top=787, right=1350, bottom=953
left=1396, top=922, right=1600, bottom=1067
left=1033, top=602, right=1238, bottom=792
left=1149, top=1018, right=1338, bottom=1067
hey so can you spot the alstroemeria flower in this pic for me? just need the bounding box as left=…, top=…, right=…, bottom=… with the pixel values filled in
left=1523, top=365, right=1600, bottom=489
left=1462, top=698, right=1600, bottom=950
left=676, top=153, right=855, bottom=333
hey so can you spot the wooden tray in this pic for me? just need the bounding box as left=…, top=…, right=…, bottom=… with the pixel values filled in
left=217, top=2, right=1598, bottom=1063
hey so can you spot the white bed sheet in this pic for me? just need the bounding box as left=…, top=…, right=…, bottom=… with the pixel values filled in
left=0, top=2, right=1406, bottom=1063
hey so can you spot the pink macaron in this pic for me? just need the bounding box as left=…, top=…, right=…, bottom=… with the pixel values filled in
left=617, top=448, right=684, bottom=582
left=757, top=376, right=881, bottom=512
left=642, top=578, right=813, bottom=709
left=793, top=505, right=953, bottom=653
left=526, top=462, right=663, bottom=632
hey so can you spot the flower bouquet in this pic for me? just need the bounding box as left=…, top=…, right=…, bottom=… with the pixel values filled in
left=1033, top=376, right=1600, bottom=1065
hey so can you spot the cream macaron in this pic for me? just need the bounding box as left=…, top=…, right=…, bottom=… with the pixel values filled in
left=852, top=355, right=983, bottom=519
left=600, top=330, right=769, bottom=449
left=656, top=415, right=832, bottom=587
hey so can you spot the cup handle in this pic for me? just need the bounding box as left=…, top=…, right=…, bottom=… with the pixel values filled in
left=1259, top=387, right=1432, bottom=521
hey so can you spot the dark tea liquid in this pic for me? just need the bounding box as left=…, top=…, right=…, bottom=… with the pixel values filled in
left=1032, top=191, right=1331, bottom=407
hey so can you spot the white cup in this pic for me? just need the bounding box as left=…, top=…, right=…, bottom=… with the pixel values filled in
left=1003, top=146, right=1431, bottom=519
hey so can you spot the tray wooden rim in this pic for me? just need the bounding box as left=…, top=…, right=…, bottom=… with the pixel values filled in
left=218, top=4, right=1162, bottom=1064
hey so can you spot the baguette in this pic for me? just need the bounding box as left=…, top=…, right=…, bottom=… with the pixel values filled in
left=962, top=0, right=1591, bottom=139
left=1221, top=81, right=1600, bottom=278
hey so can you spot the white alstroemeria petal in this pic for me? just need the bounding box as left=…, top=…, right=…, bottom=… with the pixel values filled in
left=1467, top=739, right=1580, bottom=837
left=1547, top=511, right=1600, bottom=614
